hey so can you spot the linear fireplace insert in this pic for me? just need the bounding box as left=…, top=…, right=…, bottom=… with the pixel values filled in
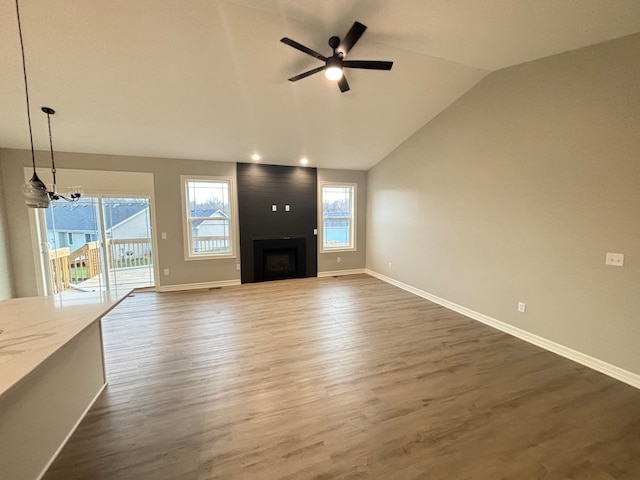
left=253, top=237, right=306, bottom=282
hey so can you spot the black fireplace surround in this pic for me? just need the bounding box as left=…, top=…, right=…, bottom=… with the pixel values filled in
left=253, top=237, right=306, bottom=282
left=237, top=163, right=317, bottom=283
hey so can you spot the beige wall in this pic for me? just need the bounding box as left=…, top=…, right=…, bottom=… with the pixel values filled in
left=0, top=150, right=239, bottom=296
left=317, top=169, right=367, bottom=273
left=0, top=164, right=14, bottom=299
left=367, top=33, right=640, bottom=375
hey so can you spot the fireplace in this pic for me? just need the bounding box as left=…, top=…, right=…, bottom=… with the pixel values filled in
left=253, top=237, right=306, bottom=282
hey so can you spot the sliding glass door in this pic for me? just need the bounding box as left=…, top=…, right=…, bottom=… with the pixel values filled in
left=41, top=196, right=155, bottom=294
left=44, top=197, right=104, bottom=293
left=103, top=197, right=154, bottom=291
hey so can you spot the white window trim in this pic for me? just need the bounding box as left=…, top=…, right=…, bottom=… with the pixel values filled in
left=319, top=182, right=357, bottom=253
left=181, top=175, right=237, bottom=261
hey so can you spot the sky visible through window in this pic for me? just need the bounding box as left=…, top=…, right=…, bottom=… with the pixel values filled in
left=187, top=181, right=230, bottom=215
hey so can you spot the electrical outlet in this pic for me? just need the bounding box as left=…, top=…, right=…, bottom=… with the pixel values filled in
left=161, top=232, right=167, bottom=240
left=337, top=257, right=341, bottom=263
left=163, top=268, right=169, bottom=276
left=236, top=263, right=240, bottom=271
left=605, top=252, right=624, bottom=267
left=388, top=262, right=392, bottom=269
left=518, top=302, right=526, bottom=313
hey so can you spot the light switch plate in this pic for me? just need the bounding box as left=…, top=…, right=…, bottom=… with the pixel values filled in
left=605, top=252, right=624, bottom=267
left=271, top=204, right=277, bottom=212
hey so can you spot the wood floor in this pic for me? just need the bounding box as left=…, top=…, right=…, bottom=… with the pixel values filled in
left=43, top=275, right=640, bottom=480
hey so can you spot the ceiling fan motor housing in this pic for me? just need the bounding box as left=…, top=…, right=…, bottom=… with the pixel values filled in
left=329, top=35, right=341, bottom=51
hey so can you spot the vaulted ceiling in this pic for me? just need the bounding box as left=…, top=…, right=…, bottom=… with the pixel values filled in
left=2, top=0, right=640, bottom=170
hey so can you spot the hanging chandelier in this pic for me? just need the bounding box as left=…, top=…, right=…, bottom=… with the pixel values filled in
left=15, top=0, right=82, bottom=208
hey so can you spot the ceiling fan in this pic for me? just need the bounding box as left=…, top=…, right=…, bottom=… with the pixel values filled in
left=281, top=21, right=393, bottom=93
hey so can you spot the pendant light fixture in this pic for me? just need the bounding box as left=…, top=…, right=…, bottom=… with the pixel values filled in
left=15, top=0, right=81, bottom=208
left=41, top=106, right=82, bottom=202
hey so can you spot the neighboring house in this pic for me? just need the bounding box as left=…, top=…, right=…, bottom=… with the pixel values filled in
left=44, top=203, right=101, bottom=249
left=193, top=209, right=229, bottom=237
left=107, top=207, right=152, bottom=240
left=191, top=209, right=230, bottom=252
left=45, top=202, right=149, bottom=250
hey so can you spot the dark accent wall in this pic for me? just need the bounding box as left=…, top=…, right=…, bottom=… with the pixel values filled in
left=237, top=163, right=317, bottom=283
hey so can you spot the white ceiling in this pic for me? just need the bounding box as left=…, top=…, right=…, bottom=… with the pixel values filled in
left=1, top=0, right=640, bottom=170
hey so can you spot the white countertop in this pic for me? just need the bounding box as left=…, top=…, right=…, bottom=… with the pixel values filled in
left=0, top=289, right=131, bottom=399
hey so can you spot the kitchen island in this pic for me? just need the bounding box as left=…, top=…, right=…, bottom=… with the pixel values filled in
left=0, top=289, right=131, bottom=480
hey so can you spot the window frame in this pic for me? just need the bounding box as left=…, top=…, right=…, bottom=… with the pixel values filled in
left=319, top=182, right=357, bottom=253
left=180, top=175, right=237, bottom=260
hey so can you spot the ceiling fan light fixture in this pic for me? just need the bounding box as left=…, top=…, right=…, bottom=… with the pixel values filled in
left=325, top=65, right=343, bottom=81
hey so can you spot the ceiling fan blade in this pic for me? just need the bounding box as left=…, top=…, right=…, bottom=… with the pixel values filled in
left=288, top=65, right=326, bottom=82
left=338, top=21, right=367, bottom=56
left=343, top=60, right=393, bottom=71
left=280, top=37, right=327, bottom=61
left=338, top=75, right=350, bottom=93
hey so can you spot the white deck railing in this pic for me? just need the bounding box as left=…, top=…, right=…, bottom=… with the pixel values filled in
left=106, top=238, right=153, bottom=268
left=192, top=236, right=229, bottom=253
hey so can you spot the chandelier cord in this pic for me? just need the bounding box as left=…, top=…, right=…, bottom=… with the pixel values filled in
left=46, top=111, right=58, bottom=190
left=15, top=0, right=37, bottom=174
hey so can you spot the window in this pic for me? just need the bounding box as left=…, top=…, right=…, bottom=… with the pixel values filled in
left=181, top=176, right=235, bottom=259
left=321, top=183, right=356, bottom=251
left=67, top=232, right=74, bottom=245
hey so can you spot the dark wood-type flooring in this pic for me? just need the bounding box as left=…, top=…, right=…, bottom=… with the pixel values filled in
left=43, top=275, right=640, bottom=479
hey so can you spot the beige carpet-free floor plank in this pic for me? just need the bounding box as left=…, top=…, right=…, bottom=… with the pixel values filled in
left=43, top=275, right=640, bottom=479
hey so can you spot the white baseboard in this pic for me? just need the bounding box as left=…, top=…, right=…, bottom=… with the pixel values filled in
left=318, top=268, right=366, bottom=278
left=365, top=269, right=640, bottom=390
left=37, top=382, right=108, bottom=480
left=156, top=279, right=241, bottom=292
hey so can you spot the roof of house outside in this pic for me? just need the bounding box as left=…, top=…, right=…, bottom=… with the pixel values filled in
left=45, top=202, right=148, bottom=232
left=192, top=209, right=228, bottom=228
left=45, top=204, right=229, bottom=233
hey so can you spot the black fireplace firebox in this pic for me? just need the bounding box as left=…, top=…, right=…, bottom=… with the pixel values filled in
left=264, top=249, right=297, bottom=279
left=253, top=237, right=306, bottom=282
